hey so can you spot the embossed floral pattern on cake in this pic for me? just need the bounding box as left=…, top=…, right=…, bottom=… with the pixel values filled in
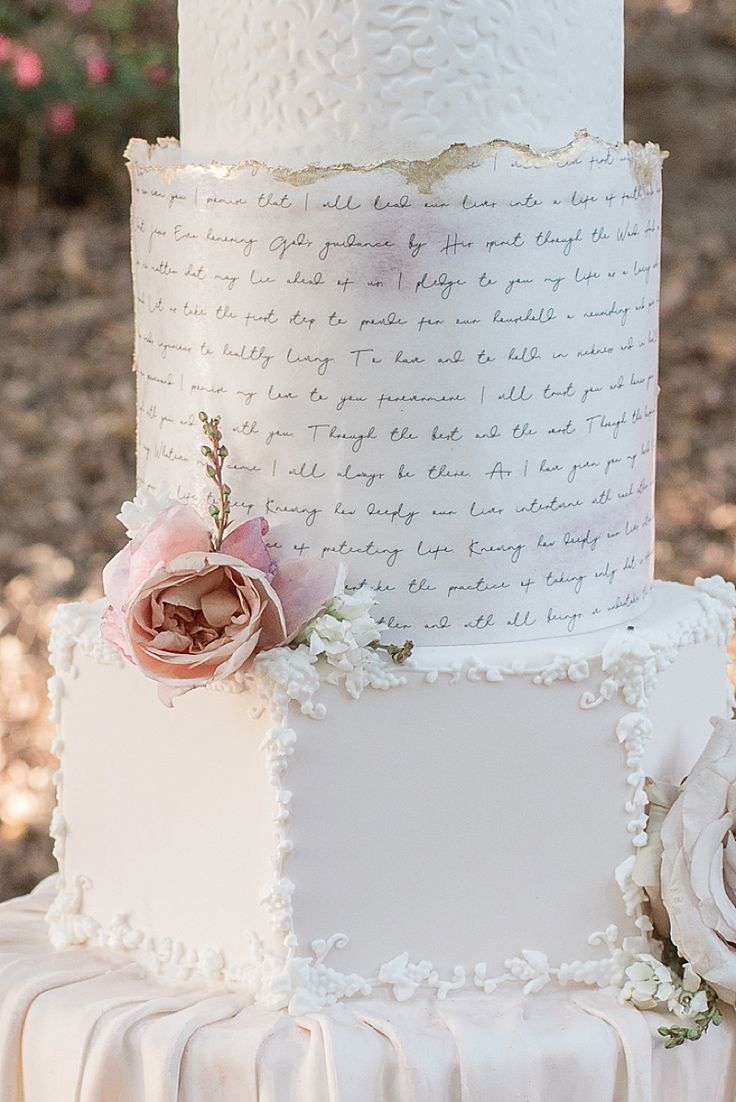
left=179, top=0, right=624, bottom=163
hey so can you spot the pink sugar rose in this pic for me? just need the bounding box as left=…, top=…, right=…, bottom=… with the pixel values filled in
left=0, top=35, right=12, bottom=64
left=101, top=504, right=338, bottom=704
left=13, top=48, right=44, bottom=88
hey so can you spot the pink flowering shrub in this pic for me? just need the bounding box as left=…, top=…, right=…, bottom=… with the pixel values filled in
left=12, top=47, right=44, bottom=88
left=0, top=0, right=178, bottom=200
left=48, top=102, right=75, bottom=135
left=85, top=53, right=112, bottom=85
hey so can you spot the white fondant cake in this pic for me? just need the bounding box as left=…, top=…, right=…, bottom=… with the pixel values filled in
left=1, top=0, right=735, bottom=1098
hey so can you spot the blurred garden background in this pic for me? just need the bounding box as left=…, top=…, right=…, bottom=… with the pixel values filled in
left=0, top=0, right=735, bottom=899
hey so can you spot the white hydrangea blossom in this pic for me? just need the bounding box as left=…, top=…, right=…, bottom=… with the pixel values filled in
left=622, top=954, right=676, bottom=1008
left=301, top=586, right=382, bottom=672
left=117, top=488, right=178, bottom=538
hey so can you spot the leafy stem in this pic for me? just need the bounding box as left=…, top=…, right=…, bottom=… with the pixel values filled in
left=657, top=939, right=724, bottom=1048
left=199, top=411, right=231, bottom=551
left=371, top=639, right=414, bottom=665
left=658, top=998, right=723, bottom=1049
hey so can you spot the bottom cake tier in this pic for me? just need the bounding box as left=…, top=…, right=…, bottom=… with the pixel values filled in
left=43, top=578, right=735, bottom=1016
left=1, top=881, right=736, bottom=1102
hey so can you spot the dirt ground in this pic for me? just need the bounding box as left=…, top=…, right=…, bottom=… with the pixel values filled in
left=0, top=0, right=735, bottom=899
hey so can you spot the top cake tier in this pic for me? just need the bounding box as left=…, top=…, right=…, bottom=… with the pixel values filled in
left=178, top=0, right=625, bottom=166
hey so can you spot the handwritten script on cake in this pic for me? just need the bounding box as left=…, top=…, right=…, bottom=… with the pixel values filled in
left=130, top=139, right=662, bottom=645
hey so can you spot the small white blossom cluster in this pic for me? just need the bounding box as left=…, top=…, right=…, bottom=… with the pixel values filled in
left=623, top=954, right=677, bottom=1007
left=299, top=586, right=381, bottom=671
left=117, top=488, right=178, bottom=538
left=253, top=585, right=406, bottom=715
left=622, top=955, right=708, bottom=1019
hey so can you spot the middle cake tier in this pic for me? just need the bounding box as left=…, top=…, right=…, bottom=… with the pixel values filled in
left=131, top=136, right=663, bottom=646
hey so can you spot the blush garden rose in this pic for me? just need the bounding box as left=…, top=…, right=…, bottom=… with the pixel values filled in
left=102, top=505, right=338, bottom=704
left=101, top=413, right=411, bottom=703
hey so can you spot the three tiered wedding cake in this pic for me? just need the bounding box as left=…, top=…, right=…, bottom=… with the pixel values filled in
left=1, top=1, right=736, bottom=1098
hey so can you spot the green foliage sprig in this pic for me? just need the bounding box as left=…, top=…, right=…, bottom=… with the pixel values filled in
left=658, top=939, right=724, bottom=1048
left=658, top=996, right=722, bottom=1048
left=374, top=640, right=414, bottom=665
left=199, top=411, right=231, bottom=551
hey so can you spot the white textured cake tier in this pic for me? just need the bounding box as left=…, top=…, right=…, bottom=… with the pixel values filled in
left=46, top=579, right=735, bottom=1015
left=178, top=0, right=624, bottom=165
left=130, top=136, right=663, bottom=646
left=2, top=884, right=736, bottom=1102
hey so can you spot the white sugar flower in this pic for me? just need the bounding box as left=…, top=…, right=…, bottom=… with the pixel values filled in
left=685, top=990, right=709, bottom=1017
left=663, top=963, right=708, bottom=1020
left=301, top=586, right=381, bottom=671
left=330, top=587, right=382, bottom=647
left=117, top=488, right=178, bottom=538
left=622, top=954, right=676, bottom=1008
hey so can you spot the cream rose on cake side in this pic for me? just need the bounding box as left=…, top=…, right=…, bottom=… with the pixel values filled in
left=631, top=702, right=736, bottom=1045
left=657, top=717, right=736, bottom=1003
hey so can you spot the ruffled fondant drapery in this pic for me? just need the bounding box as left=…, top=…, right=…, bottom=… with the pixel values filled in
left=1, top=880, right=735, bottom=1102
